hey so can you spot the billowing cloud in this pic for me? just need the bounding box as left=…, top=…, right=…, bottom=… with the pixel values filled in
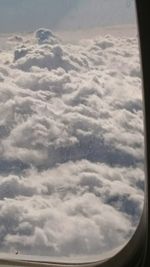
left=0, top=28, right=145, bottom=259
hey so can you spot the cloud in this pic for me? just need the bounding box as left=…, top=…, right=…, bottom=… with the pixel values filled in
left=0, top=161, right=143, bottom=256
left=8, top=35, right=23, bottom=43
left=35, top=28, right=58, bottom=45
left=0, top=28, right=144, bottom=258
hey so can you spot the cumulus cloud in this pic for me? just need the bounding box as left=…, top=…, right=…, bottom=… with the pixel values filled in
left=0, top=161, right=144, bottom=256
left=0, top=28, right=145, bottom=259
left=8, top=35, right=23, bottom=43
left=35, top=28, right=58, bottom=45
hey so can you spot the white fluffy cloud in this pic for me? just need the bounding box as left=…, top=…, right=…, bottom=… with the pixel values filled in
left=0, top=28, right=145, bottom=259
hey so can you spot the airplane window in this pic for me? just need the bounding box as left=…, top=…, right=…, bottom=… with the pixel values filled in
left=0, top=0, right=145, bottom=263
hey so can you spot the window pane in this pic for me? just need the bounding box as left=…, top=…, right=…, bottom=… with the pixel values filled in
left=0, top=0, right=145, bottom=262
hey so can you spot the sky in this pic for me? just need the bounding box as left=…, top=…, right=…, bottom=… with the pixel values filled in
left=0, top=0, right=136, bottom=33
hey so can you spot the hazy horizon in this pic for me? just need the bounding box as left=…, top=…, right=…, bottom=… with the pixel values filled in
left=0, top=0, right=136, bottom=33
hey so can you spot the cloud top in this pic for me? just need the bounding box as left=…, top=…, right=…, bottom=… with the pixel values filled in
left=0, top=28, right=144, bottom=259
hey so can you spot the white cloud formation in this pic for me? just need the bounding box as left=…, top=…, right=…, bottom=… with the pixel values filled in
left=0, top=28, right=145, bottom=259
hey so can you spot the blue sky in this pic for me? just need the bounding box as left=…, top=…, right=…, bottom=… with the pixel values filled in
left=0, top=0, right=136, bottom=33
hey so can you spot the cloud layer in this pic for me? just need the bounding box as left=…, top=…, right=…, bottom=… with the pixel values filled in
left=0, top=28, right=145, bottom=259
